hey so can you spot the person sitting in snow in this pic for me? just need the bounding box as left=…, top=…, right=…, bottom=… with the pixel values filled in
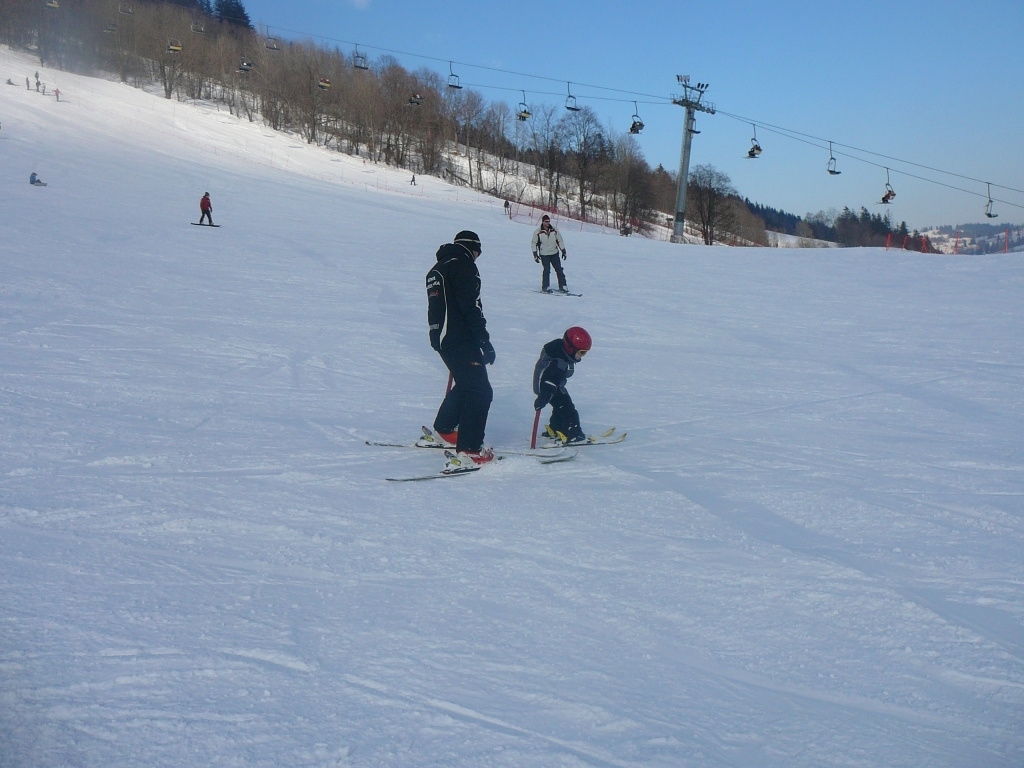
left=29, top=172, right=46, bottom=186
left=533, top=326, right=592, bottom=444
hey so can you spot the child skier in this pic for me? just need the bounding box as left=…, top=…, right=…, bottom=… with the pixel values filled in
left=533, top=326, right=592, bottom=444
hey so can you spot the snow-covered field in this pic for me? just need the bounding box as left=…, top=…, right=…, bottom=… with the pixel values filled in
left=2, top=47, right=1023, bottom=768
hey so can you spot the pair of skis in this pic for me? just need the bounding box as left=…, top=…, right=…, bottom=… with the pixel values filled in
left=537, top=426, right=626, bottom=448
left=388, top=448, right=578, bottom=482
left=368, top=426, right=625, bottom=482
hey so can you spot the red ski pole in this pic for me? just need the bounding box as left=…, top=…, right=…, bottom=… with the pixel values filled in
left=531, top=409, right=541, bottom=449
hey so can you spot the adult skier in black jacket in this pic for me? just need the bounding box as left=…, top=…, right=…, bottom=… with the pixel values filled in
left=426, top=230, right=496, bottom=466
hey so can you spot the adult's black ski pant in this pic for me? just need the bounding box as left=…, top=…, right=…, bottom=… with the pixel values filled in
left=434, top=341, right=492, bottom=453
left=540, top=254, right=566, bottom=291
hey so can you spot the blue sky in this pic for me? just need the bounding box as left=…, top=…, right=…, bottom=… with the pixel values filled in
left=239, top=0, right=1024, bottom=230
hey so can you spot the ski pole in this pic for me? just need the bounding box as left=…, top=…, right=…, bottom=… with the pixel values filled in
left=531, top=409, right=541, bottom=449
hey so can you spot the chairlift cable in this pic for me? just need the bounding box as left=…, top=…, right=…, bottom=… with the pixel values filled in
left=723, top=119, right=1023, bottom=210
left=252, top=22, right=1023, bottom=210
left=261, top=25, right=669, bottom=103
left=717, top=109, right=1024, bottom=197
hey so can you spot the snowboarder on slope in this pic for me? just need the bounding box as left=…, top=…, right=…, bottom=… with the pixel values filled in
left=533, top=326, right=592, bottom=444
left=426, top=230, right=496, bottom=469
left=199, top=192, right=213, bottom=225
left=531, top=214, right=568, bottom=293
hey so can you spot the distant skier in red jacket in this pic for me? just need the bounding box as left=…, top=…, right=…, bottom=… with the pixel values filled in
left=199, top=192, right=214, bottom=225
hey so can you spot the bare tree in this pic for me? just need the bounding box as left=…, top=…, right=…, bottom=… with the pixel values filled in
left=686, top=164, right=739, bottom=245
left=526, top=105, right=561, bottom=207
left=281, top=40, right=336, bottom=145
left=456, top=89, right=485, bottom=187
left=608, top=134, right=655, bottom=232
left=558, top=105, right=604, bottom=220
left=728, top=199, right=769, bottom=245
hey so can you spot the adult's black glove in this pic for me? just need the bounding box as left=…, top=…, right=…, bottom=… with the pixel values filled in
left=533, top=394, right=549, bottom=411
left=561, top=249, right=567, bottom=260
left=481, top=341, right=496, bottom=365
left=533, top=252, right=540, bottom=263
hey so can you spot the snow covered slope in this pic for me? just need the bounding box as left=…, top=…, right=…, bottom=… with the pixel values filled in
left=2, top=47, right=1023, bottom=768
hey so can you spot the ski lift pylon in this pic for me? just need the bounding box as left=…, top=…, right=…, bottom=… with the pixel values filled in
left=447, top=62, right=462, bottom=90
left=516, top=91, right=531, bottom=121
left=746, top=125, right=762, bottom=158
left=827, top=141, right=841, bottom=175
left=629, top=102, right=644, bottom=134
left=564, top=82, right=581, bottom=112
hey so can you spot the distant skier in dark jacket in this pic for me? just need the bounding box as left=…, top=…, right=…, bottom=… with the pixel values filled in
left=199, top=192, right=213, bottom=225
left=426, top=230, right=496, bottom=468
left=533, top=326, right=592, bottom=443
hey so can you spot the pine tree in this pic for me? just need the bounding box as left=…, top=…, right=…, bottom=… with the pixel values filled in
left=215, top=0, right=253, bottom=29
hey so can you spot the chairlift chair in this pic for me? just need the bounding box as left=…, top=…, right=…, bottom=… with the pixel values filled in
left=265, top=36, right=280, bottom=51
left=317, top=77, right=331, bottom=90
left=237, top=58, right=253, bottom=73
left=879, top=169, right=895, bottom=204
left=447, top=62, right=462, bottom=90
left=985, top=183, right=998, bottom=218
left=564, top=82, right=581, bottom=112
left=516, top=91, right=531, bottom=121
left=167, top=39, right=182, bottom=53
left=118, top=2, right=133, bottom=13
left=45, top=0, right=59, bottom=8
left=746, top=125, right=762, bottom=158
left=191, top=21, right=206, bottom=33
left=629, top=102, right=644, bottom=135
left=408, top=92, right=422, bottom=106
left=353, top=46, right=369, bottom=70
left=104, top=21, right=118, bottom=33
left=827, top=141, right=841, bottom=175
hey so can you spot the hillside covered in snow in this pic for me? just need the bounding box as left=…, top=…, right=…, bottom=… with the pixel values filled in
left=2, top=46, right=1023, bottom=768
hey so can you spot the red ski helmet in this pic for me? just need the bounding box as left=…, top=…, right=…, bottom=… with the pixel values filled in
left=562, top=326, right=592, bottom=358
